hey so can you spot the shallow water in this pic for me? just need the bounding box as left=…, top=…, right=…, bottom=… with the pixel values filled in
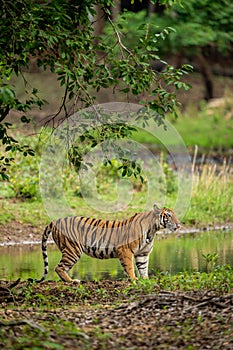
left=0, top=229, right=232, bottom=281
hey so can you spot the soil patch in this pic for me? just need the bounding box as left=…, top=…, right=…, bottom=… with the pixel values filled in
left=0, top=279, right=233, bottom=349
left=0, top=221, right=42, bottom=245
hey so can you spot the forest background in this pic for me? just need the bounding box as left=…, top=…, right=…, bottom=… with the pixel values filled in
left=1, top=1, right=233, bottom=349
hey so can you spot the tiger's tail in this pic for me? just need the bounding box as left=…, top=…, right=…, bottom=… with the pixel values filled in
left=36, top=222, right=53, bottom=283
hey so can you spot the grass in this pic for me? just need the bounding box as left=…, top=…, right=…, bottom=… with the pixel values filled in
left=185, top=163, right=233, bottom=225
left=128, top=265, right=233, bottom=294
left=133, top=90, right=233, bottom=150
left=0, top=88, right=233, bottom=227
left=0, top=198, right=47, bottom=225
left=0, top=139, right=232, bottom=227
left=169, top=98, right=233, bottom=150
left=7, top=265, right=233, bottom=308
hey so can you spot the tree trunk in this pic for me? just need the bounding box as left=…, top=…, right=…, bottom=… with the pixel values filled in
left=196, top=53, right=214, bottom=100
left=93, top=4, right=105, bottom=37
left=111, top=0, right=121, bottom=20
left=147, top=1, right=156, bottom=17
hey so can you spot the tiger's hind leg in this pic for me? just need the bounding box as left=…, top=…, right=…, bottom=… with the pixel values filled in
left=55, top=249, right=81, bottom=283
left=135, top=255, right=149, bottom=278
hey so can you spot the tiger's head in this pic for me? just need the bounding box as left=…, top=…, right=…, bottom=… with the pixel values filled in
left=153, top=204, right=181, bottom=232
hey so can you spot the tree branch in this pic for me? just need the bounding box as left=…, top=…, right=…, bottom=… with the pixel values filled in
left=107, top=16, right=132, bottom=57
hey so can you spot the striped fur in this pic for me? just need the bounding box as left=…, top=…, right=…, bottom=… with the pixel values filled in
left=36, top=204, right=180, bottom=282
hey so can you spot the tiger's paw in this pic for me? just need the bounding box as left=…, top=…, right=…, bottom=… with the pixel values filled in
left=129, top=276, right=138, bottom=282
left=71, top=279, right=81, bottom=284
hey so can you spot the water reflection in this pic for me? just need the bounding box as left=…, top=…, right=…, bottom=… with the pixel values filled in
left=0, top=230, right=232, bottom=281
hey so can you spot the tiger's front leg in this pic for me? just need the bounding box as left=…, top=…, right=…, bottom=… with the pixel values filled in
left=135, top=254, right=149, bottom=278
left=117, top=247, right=137, bottom=280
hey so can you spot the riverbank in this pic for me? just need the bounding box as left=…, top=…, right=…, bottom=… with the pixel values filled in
left=1, top=219, right=233, bottom=246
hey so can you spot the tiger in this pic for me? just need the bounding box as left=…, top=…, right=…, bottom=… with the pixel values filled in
left=36, top=204, right=180, bottom=283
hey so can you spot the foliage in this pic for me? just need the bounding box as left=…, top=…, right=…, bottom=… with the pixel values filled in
left=68, top=122, right=143, bottom=181
left=126, top=264, right=233, bottom=293
left=202, top=252, right=218, bottom=272
left=162, top=160, right=178, bottom=195
left=162, top=0, right=233, bottom=54
left=104, top=1, right=232, bottom=99
left=0, top=0, right=192, bottom=180
left=1, top=133, right=47, bottom=199
left=9, top=151, right=40, bottom=199
left=111, top=1, right=233, bottom=55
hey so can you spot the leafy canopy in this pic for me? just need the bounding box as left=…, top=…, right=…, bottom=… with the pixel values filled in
left=0, top=0, right=191, bottom=180
left=152, top=0, right=233, bottom=54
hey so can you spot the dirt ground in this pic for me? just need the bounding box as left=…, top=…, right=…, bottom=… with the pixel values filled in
left=0, top=222, right=233, bottom=349
left=0, top=279, right=233, bottom=349
left=0, top=221, right=43, bottom=245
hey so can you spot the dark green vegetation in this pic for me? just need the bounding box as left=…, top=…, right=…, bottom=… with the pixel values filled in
left=0, top=0, right=191, bottom=181
left=105, top=0, right=233, bottom=100
left=1, top=271, right=233, bottom=349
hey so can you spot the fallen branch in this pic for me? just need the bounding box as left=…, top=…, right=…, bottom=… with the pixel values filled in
left=0, top=319, right=45, bottom=332
left=184, top=294, right=233, bottom=312
left=0, top=278, right=21, bottom=291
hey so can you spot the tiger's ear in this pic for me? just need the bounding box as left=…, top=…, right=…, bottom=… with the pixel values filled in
left=153, top=204, right=161, bottom=215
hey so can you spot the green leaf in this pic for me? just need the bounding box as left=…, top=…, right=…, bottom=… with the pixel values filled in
left=21, top=115, right=31, bottom=123
left=1, top=172, right=9, bottom=181
left=5, top=145, right=12, bottom=152
left=122, top=168, right=127, bottom=177
left=28, top=150, right=35, bottom=156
